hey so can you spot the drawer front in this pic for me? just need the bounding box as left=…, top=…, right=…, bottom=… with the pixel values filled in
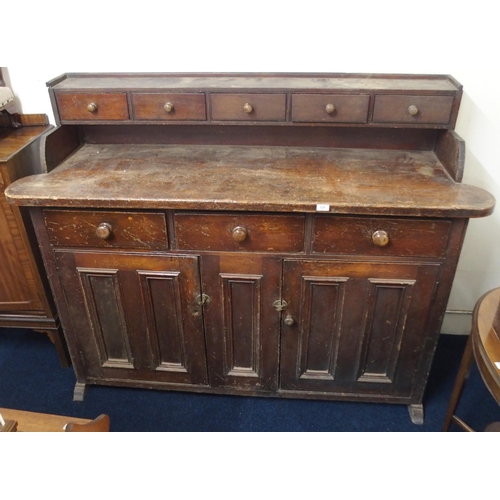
left=43, top=210, right=168, bottom=250
left=132, top=93, right=206, bottom=121
left=211, top=93, right=286, bottom=121
left=313, top=216, right=451, bottom=258
left=56, top=92, right=129, bottom=121
left=291, top=94, right=370, bottom=123
left=175, top=213, right=305, bottom=252
left=372, top=94, right=454, bottom=125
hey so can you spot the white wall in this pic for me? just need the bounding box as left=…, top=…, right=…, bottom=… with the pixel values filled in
left=4, top=1, right=499, bottom=333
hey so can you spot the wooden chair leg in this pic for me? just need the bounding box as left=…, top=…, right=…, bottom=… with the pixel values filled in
left=442, top=334, right=475, bottom=431
left=65, top=414, right=110, bottom=432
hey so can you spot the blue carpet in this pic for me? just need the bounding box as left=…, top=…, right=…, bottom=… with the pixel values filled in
left=1, top=328, right=498, bottom=431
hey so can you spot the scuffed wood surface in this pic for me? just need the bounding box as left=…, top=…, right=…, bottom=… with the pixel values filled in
left=5, top=143, right=495, bottom=217
left=52, top=74, right=459, bottom=92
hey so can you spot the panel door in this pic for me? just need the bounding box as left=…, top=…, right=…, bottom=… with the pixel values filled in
left=0, top=180, right=43, bottom=313
left=53, top=251, right=208, bottom=386
left=280, top=259, right=441, bottom=398
left=201, top=254, right=281, bottom=391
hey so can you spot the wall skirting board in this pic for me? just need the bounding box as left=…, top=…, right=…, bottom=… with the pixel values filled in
left=441, top=310, right=472, bottom=335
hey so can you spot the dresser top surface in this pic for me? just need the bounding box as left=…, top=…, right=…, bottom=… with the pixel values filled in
left=49, top=73, right=460, bottom=93
left=0, top=126, right=51, bottom=162
left=6, top=143, right=494, bottom=217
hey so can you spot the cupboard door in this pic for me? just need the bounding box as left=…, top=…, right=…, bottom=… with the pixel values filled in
left=280, top=260, right=441, bottom=398
left=54, top=251, right=208, bottom=386
left=201, top=255, right=281, bottom=390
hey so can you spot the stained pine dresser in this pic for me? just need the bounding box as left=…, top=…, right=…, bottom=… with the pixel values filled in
left=5, top=73, right=495, bottom=424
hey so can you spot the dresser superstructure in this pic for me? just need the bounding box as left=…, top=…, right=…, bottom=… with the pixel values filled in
left=5, top=73, right=495, bottom=424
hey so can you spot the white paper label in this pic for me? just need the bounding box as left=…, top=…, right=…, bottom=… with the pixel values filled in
left=495, top=361, right=500, bottom=370
left=316, top=204, right=330, bottom=212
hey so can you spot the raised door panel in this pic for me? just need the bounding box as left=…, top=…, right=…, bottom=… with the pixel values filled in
left=0, top=181, right=42, bottom=312
left=280, top=260, right=440, bottom=399
left=53, top=251, right=208, bottom=386
left=201, top=254, right=281, bottom=390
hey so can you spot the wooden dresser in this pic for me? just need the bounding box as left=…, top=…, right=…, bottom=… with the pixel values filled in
left=0, top=118, right=69, bottom=366
left=5, top=73, right=495, bottom=424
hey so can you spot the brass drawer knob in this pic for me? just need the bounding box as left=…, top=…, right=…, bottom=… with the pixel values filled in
left=87, top=103, right=98, bottom=113
left=325, top=103, right=336, bottom=114
left=284, top=314, right=294, bottom=326
left=243, top=103, right=253, bottom=114
left=95, top=222, right=113, bottom=240
left=372, top=230, right=389, bottom=247
left=164, top=102, right=174, bottom=113
left=408, top=105, right=419, bottom=116
left=231, top=226, right=248, bottom=243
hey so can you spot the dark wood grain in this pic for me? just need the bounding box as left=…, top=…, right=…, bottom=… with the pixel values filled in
left=53, top=250, right=209, bottom=386
left=175, top=213, right=305, bottom=252
left=0, top=126, right=51, bottom=162
left=201, top=254, right=281, bottom=390
left=81, top=124, right=439, bottom=150
left=132, top=93, right=206, bottom=121
left=47, top=74, right=462, bottom=128
left=6, top=144, right=494, bottom=218
left=373, top=95, right=454, bottom=125
left=43, top=209, right=168, bottom=249
left=50, top=73, right=460, bottom=92
left=4, top=73, right=494, bottom=423
left=291, top=94, right=370, bottom=123
left=280, top=259, right=440, bottom=396
left=55, top=92, right=129, bottom=121
left=44, top=125, right=81, bottom=172
left=0, top=120, right=69, bottom=367
left=312, top=216, right=452, bottom=257
left=211, top=93, right=286, bottom=121
left=435, top=130, right=465, bottom=182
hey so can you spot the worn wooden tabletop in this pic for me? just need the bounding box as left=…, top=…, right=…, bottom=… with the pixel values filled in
left=5, top=143, right=495, bottom=217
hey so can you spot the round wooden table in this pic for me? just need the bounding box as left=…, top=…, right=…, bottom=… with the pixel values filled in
left=443, top=287, right=500, bottom=431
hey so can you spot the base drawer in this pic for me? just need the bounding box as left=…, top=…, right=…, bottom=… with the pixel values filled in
left=313, top=216, right=451, bottom=258
left=43, top=209, right=168, bottom=250
left=175, top=213, right=305, bottom=252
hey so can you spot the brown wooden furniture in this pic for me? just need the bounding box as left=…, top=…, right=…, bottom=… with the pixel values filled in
left=443, top=288, right=500, bottom=431
left=0, top=407, right=109, bottom=431
left=65, top=413, right=110, bottom=432
left=5, top=73, right=496, bottom=424
left=0, top=114, right=70, bottom=366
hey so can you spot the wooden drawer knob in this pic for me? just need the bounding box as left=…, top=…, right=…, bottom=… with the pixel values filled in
left=243, top=103, right=253, bottom=114
left=284, top=314, right=294, bottom=326
left=87, top=103, right=98, bottom=113
left=372, top=230, right=389, bottom=247
left=164, top=102, right=174, bottom=113
left=95, top=222, right=113, bottom=240
left=231, top=226, right=248, bottom=243
left=325, top=103, right=336, bottom=114
left=408, top=105, right=419, bottom=116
